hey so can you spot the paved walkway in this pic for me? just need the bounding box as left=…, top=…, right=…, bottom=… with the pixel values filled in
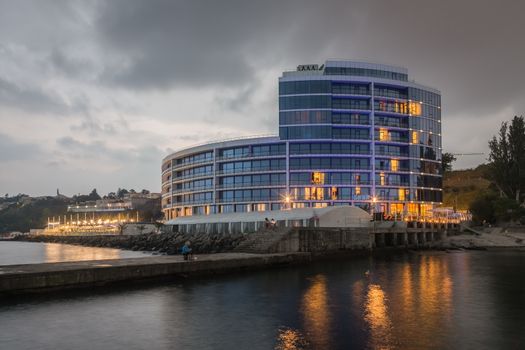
left=0, top=252, right=309, bottom=294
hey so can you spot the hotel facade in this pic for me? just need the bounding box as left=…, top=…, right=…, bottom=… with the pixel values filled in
left=162, top=60, right=442, bottom=220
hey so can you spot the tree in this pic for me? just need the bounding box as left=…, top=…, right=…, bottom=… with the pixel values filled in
left=488, top=116, right=525, bottom=203
left=88, top=189, right=101, bottom=201
left=117, top=188, right=128, bottom=199
left=441, top=152, right=457, bottom=173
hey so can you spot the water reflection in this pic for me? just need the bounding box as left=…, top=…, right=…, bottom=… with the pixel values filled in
left=275, top=327, right=309, bottom=350
left=2, top=251, right=524, bottom=349
left=364, top=284, right=394, bottom=349
left=365, top=254, right=454, bottom=349
left=301, top=274, right=331, bottom=349
left=45, top=243, right=121, bottom=263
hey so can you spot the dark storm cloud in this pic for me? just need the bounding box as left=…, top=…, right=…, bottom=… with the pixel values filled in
left=0, top=77, right=69, bottom=115
left=93, top=0, right=363, bottom=90
left=92, top=0, right=525, bottom=118
left=2, top=0, right=525, bottom=195
left=48, top=49, right=97, bottom=80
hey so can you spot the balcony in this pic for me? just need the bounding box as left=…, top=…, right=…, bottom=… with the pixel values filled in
left=216, top=168, right=286, bottom=176
left=216, top=183, right=285, bottom=190
left=172, top=173, right=214, bottom=182
left=373, top=121, right=409, bottom=129
left=172, top=158, right=214, bottom=170
left=375, top=151, right=410, bottom=157
left=172, top=187, right=214, bottom=195
left=216, top=152, right=286, bottom=162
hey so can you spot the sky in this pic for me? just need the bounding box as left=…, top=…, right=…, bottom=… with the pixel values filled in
left=1, top=0, right=524, bottom=197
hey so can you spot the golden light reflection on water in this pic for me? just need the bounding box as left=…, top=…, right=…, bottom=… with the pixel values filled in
left=274, top=327, right=309, bottom=350
left=362, top=254, right=454, bottom=349
left=45, top=243, right=121, bottom=263
left=301, top=274, right=331, bottom=349
left=416, top=255, right=453, bottom=327
left=365, top=284, right=394, bottom=350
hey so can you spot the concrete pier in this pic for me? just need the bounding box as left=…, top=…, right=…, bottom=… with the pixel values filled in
left=0, top=253, right=310, bottom=295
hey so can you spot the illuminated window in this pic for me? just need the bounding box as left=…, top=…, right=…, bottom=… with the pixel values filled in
left=407, top=203, right=418, bottom=216
left=311, top=172, right=325, bottom=184
left=379, top=173, right=386, bottom=185
left=355, top=174, right=361, bottom=184
left=398, top=188, right=405, bottom=201
left=313, top=202, right=328, bottom=208
left=412, top=131, right=419, bottom=144
left=355, top=186, right=361, bottom=195
left=315, top=187, right=324, bottom=200
left=331, top=187, right=338, bottom=200
left=409, top=102, right=422, bottom=116
left=391, top=159, right=399, bottom=171
left=390, top=203, right=403, bottom=215
left=403, top=102, right=409, bottom=114
left=379, top=128, right=390, bottom=141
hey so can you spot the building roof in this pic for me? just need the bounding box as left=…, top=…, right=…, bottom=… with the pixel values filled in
left=165, top=206, right=371, bottom=226
left=162, top=135, right=279, bottom=162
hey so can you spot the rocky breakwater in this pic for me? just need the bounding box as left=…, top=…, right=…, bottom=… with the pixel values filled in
left=13, top=232, right=248, bottom=255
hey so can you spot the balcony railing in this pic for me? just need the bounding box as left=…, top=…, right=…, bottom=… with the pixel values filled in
left=375, top=137, right=409, bottom=143
left=216, top=168, right=286, bottom=175
left=172, top=173, right=214, bottom=182
left=375, top=167, right=410, bottom=172
left=376, top=182, right=410, bottom=187
left=216, top=183, right=285, bottom=190
left=375, top=151, right=410, bottom=157
left=216, top=153, right=286, bottom=161
left=172, top=187, right=214, bottom=195
left=374, top=121, right=409, bottom=128
left=172, top=158, right=213, bottom=170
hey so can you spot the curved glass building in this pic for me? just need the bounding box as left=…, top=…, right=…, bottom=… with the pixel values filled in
left=162, top=60, right=442, bottom=220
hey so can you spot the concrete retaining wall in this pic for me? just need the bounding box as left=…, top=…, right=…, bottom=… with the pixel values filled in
left=0, top=253, right=311, bottom=295
left=269, top=227, right=371, bottom=253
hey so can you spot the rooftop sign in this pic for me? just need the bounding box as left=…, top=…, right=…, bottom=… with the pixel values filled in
left=297, top=64, right=320, bottom=71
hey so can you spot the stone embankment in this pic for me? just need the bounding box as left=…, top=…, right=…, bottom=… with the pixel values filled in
left=438, top=228, right=525, bottom=250
left=13, top=232, right=247, bottom=255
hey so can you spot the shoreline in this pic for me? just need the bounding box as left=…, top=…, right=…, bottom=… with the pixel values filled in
left=0, top=252, right=313, bottom=296
left=1, top=235, right=524, bottom=296
left=9, top=232, right=247, bottom=255
left=10, top=230, right=525, bottom=253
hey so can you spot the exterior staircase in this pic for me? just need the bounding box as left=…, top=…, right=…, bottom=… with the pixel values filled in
left=234, top=228, right=292, bottom=253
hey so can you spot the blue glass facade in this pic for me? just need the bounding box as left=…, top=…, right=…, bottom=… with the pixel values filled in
left=162, top=60, right=442, bottom=219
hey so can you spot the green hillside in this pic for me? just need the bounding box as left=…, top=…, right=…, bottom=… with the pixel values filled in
left=442, top=165, right=492, bottom=210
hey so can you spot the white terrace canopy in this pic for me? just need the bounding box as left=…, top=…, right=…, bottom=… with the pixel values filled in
left=165, top=206, right=372, bottom=234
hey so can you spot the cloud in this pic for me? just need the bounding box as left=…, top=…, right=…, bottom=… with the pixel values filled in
left=1, top=0, right=525, bottom=194
left=0, top=133, right=42, bottom=161
left=92, top=0, right=360, bottom=90
left=0, top=77, right=69, bottom=115
left=55, top=136, right=163, bottom=164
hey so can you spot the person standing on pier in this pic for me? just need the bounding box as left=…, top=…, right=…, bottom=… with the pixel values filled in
left=182, top=241, right=193, bottom=261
